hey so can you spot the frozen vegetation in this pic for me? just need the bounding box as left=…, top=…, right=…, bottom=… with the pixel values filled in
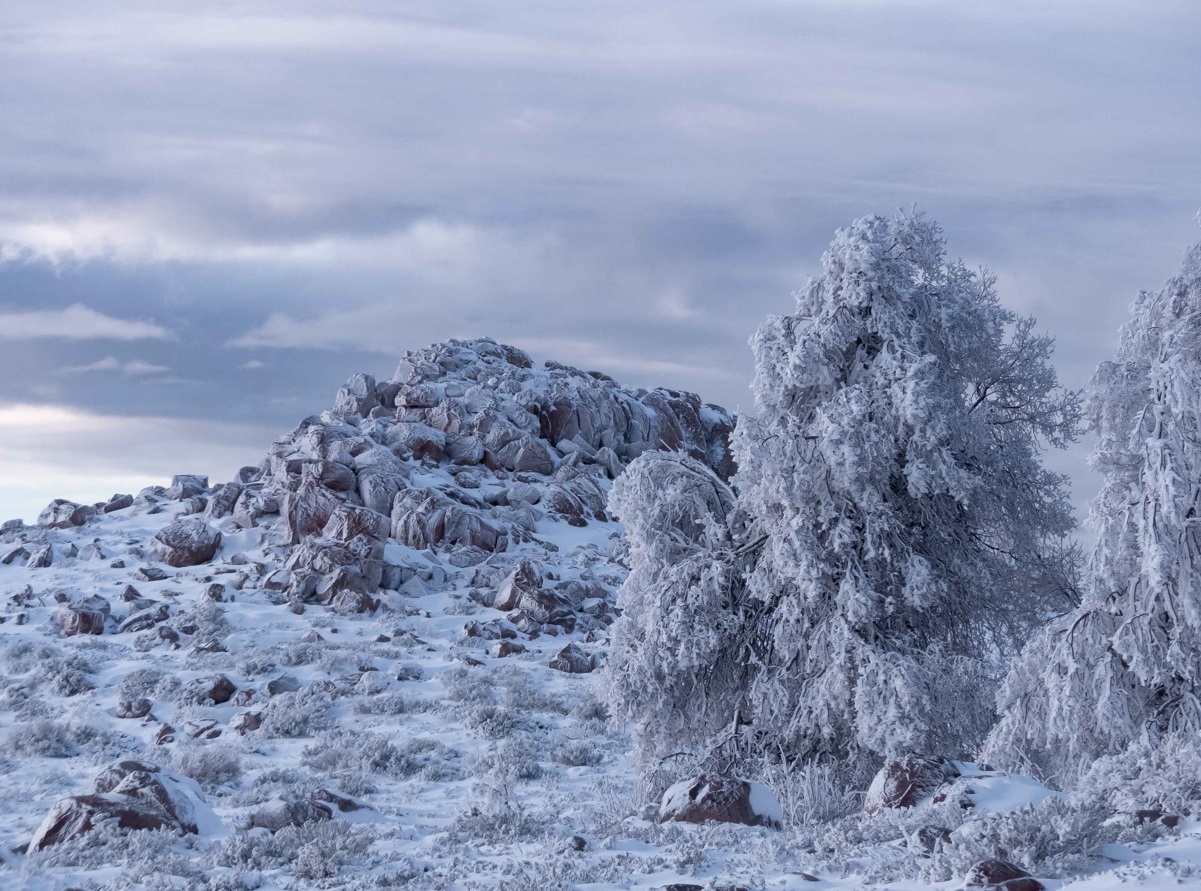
left=2, top=212, right=1201, bottom=889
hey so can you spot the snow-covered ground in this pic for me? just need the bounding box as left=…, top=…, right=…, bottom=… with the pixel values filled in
left=2, top=487, right=1198, bottom=890
left=1, top=335, right=1198, bottom=890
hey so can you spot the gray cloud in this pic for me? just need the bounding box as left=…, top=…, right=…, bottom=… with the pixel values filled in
left=0, top=0, right=1198, bottom=526
left=0, top=304, right=174, bottom=341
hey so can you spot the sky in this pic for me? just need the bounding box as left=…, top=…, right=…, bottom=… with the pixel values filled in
left=0, top=0, right=1198, bottom=526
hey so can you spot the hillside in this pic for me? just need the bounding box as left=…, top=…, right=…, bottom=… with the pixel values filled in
left=0, top=338, right=1195, bottom=890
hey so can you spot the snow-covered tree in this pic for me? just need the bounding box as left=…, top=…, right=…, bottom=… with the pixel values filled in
left=605, top=451, right=750, bottom=766
left=728, top=211, right=1081, bottom=773
left=985, top=239, right=1201, bottom=785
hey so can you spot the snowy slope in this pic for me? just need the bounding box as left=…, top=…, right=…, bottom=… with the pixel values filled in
left=0, top=338, right=1197, bottom=890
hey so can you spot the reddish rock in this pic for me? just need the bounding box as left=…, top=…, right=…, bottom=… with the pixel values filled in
left=864, top=755, right=960, bottom=814
left=153, top=519, right=222, bottom=568
left=58, top=595, right=111, bottom=636
left=659, top=774, right=781, bottom=829
left=30, top=760, right=203, bottom=851
left=964, top=859, right=1044, bottom=891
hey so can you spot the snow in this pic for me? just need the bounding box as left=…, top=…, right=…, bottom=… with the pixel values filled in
left=2, top=326, right=1201, bottom=889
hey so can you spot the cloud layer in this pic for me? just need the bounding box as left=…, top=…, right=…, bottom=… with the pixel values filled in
left=0, top=0, right=1198, bottom=525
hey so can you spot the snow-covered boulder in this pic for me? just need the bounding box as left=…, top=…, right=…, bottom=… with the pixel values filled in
left=153, top=518, right=222, bottom=567
left=964, top=859, right=1044, bottom=890
left=29, top=760, right=216, bottom=851
left=864, top=754, right=960, bottom=814
left=38, top=498, right=94, bottom=529
left=658, top=775, right=782, bottom=829
left=165, top=474, right=209, bottom=501
left=57, top=594, right=111, bottom=636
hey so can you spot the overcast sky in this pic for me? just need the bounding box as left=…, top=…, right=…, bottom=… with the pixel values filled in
left=1, top=0, right=1198, bottom=525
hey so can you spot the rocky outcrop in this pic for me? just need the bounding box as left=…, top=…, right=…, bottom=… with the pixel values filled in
left=153, top=519, right=222, bottom=567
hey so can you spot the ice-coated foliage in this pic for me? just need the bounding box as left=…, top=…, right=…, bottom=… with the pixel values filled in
left=606, top=450, right=749, bottom=765
left=724, top=211, right=1081, bottom=771
left=987, top=240, right=1201, bottom=784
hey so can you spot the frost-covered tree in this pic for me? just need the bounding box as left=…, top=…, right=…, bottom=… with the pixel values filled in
left=606, top=451, right=750, bottom=766
left=729, top=211, right=1081, bottom=773
left=986, top=239, right=1201, bottom=784
left=609, top=211, right=1082, bottom=778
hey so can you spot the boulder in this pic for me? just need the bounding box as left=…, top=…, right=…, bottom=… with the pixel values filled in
left=38, top=499, right=94, bottom=529
left=333, top=372, right=378, bottom=417
left=549, top=642, right=594, bottom=674
left=914, top=824, right=952, bottom=853
left=118, top=604, right=169, bottom=634
left=165, top=474, right=209, bottom=501
left=204, top=483, right=242, bottom=520
left=153, top=519, right=222, bottom=567
left=283, top=471, right=343, bottom=544
left=116, top=698, right=152, bottom=719
left=323, top=504, right=389, bottom=544
left=29, top=760, right=206, bottom=851
left=26, top=544, right=53, bottom=568
left=659, top=775, right=782, bottom=829
left=492, top=558, right=542, bottom=612
left=58, top=595, right=111, bottom=636
left=100, top=493, right=134, bottom=514
left=864, top=755, right=960, bottom=814
left=231, top=711, right=262, bottom=734
left=964, top=859, right=1044, bottom=891
left=249, top=797, right=333, bottom=832
left=196, top=675, right=236, bottom=705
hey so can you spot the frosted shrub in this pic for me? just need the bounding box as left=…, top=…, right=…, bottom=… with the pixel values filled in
left=464, top=703, right=520, bottom=739
left=172, top=743, right=244, bottom=792
left=8, top=717, right=130, bottom=760
left=1076, top=732, right=1201, bottom=818
left=441, top=665, right=493, bottom=704
left=260, top=686, right=332, bottom=738
left=549, top=736, right=603, bottom=767
left=753, top=758, right=860, bottom=827
left=498, top=666, right=567, bottom=713
left=209, top=821, right=374, bottom=877
left=8, top=717, right=82, bottom=758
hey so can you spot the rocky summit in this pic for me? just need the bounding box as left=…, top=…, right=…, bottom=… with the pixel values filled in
left=0, top=337, right=746, bottom=889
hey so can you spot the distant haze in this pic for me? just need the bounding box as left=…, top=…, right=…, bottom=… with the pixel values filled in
left=1, top=1, right=1198, bottom=527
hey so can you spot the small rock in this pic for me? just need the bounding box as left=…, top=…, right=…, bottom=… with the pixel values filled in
left=266, top=675, right=302, bottom=696
left=27, top=544, right=53, bottom=568
left=249, top=797, right=332, bottom=832
left=165, top=474, right=208, bottom=501
left=549, top=642, right=594, bottom=674
left=915, top=825, right=952, bottom=853
left=116, top=698, right=152, bottom=719
left=491, top=640, right=527, bottom=658
left=231, top=711, right=262, bottom=734
left=964, top=859, right=1044, bottom=891
left=199, top=675, right=236, bottom=704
